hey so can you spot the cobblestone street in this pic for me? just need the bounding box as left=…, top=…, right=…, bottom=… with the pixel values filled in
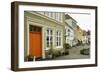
left=54, top=44, right=90, bottom=60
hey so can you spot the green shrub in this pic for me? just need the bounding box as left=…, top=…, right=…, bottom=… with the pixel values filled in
left=48, top=49, right=62, bottom=58
left=45, top=50, right=52, bottom=59
left=80, top=48, right=90, bottom=55
left=77, top=40, right=83, bottom=46
left=65, top=51, right=69, bottom=55
left=52, top=50, right=61, bottom=58
left=64, top=43, right=71, bottom=49
left=25, top=55, right=34, bottom=61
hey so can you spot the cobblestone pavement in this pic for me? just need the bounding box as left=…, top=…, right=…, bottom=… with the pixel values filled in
left=54, top=44, right=90, bottom=60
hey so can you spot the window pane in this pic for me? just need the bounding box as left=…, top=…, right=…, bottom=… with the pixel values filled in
left=68, top=29, right=70, bottom=32
left=56, top=31, right=62, bottom=47
left=37, top=27, right=41, bottom=32
left=47, top=42, right=49, bottom=47
left=50, top=41, right=52, bottom=47
left=50, top=37, right=52, bottom=41
left=58, top=32, right=60, bottom=36
left=46, top=36, right=49, bottom=41
left=46, top=29, right=53, bottom=48
left=30, top=25, right=33, bottom=31
left=50, top=30, right=52, bottom=35
left=59, top=37, right=61, bottom=46
left=56, top=42, right=58, bottom=46
left=57, top=37, right=58, bottom=41
left=57, top=31, right=58, bottom=35
left=68, top=33, right=70, bottom=36
left=47, top=30, right=49, bottom=35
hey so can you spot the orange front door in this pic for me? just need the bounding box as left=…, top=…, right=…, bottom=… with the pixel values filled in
left=29, top=31, right=42, bottom=58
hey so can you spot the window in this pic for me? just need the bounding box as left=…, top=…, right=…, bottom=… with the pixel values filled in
left=59, top=13, right=62, bottom=22
left=29, top=25, right=41, bottom=32
left=48, top=12, right=52, bottom=18
left=50, top=12, right=53, bottom=18
left=55, top=12, right=58, bottom=21
left=68, top=33, right=70, bottom=37
left=46, top=29, right=53, bottom=48
left=68, top=29, right=70, bottom=32
left=60, top=13, right=63, bottom=22
left=38, top=12, right=45, bottom=15
left=44, top=12, right=48, bottom=17
left=57, top=13, right=59, bottom=22
left=52, top=12, right=56, bottom=20
left=56, top=31, right=62, bottom=47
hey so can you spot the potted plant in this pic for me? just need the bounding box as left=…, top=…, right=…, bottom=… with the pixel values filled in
left=46, top=43, right=54, bottom=59
left=63, top=43, right=71, bottom=55
left=26, top=55, right=34, bottom=61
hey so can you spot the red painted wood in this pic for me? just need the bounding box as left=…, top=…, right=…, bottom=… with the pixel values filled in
left=29, top=32, right=42, bottom=58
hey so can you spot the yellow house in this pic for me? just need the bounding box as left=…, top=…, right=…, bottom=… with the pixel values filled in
left=75, top=25, right=83, bottom=43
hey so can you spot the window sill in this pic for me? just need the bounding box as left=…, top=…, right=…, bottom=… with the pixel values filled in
left=56, top=46, right=63, bottom=48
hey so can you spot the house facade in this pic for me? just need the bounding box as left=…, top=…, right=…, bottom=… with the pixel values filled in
left=86, top=30, right=90, bottom=44
left=65, top=21, right=74, bottom=47
left=24, top=12, right=89, bottom=61
left=82, top=30, right=90, bottom=44
left=24, top=11, right=65, bottom=60
left=75, top=25, right=83, bottom=44
left=65, top=14, right=78, bottom=46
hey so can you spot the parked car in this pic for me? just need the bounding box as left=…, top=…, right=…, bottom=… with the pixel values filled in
left=80, top=48, right=90, bottom=55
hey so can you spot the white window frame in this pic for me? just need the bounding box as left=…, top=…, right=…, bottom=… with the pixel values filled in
left=56, top=30, right=62, bottom=48
left=46, top=28, right=53, bottom=50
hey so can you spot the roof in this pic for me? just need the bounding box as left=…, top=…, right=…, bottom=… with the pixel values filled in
left=65, top=21, right=74, bottom=30
left=65, top=14, right=77, bottom=23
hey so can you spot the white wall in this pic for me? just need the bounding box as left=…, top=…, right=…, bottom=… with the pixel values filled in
left=65, top=19, right=73, bottom=27
left=0, top=0, right=99, bottom=73
left=65, top=26, right=74, bottom=46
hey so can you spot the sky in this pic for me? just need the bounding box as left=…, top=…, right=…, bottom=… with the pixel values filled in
left=67, top=13, right=91, bottom=31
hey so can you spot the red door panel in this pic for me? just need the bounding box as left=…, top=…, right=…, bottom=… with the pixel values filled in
left=29, top=32, right=42, bottom=58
